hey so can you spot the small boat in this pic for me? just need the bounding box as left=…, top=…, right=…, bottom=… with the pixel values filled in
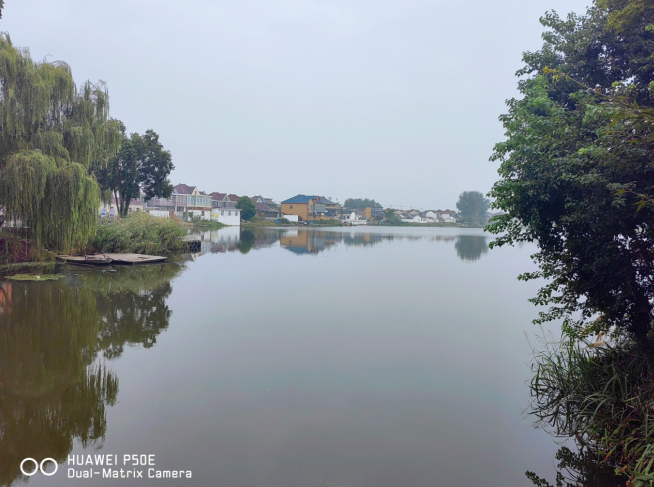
left=57, top=254, right=114, bottom=266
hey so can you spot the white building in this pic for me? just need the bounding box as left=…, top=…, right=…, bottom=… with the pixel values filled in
left=435, top=210, right=457, bottom=223
left=401, top=214, right=429, bottom=223
left=344, top=211, right=368, bottom=226
left=187, top=209, right=211, bottom=221
left=211, top=207, right=241, bottom=226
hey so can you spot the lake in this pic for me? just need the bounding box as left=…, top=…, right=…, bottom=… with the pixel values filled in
left=0, top=226, right=558, bottom=486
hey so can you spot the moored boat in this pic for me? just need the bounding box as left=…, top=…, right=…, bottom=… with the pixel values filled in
left=57, top=254, right=114, bottom=266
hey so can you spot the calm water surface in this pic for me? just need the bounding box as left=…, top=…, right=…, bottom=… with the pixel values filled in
left=1, top=227, right=557, bottom=486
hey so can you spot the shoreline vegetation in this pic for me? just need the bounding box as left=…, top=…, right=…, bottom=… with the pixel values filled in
left=488, top=0, right=654, bottom=485
left=0, top=217, right=476, bottom=269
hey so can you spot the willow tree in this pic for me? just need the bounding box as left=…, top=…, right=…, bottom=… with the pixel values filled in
left=0, top=33, right=120, bottom=252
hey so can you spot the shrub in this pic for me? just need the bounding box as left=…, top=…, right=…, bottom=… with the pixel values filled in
left=529, top=332, right=654, bottom=485
left=92, top=212, right=186, bottom=254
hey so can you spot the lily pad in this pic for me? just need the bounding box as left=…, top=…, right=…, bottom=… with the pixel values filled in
left=4, top=273, right=65, bottom=281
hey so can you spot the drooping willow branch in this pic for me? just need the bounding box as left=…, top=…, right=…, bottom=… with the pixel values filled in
left=0, top=33, right=121, bottom=252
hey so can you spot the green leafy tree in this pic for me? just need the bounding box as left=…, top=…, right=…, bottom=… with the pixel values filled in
left=0, top=34, right=121, bottom=251
left=383, top=209, right=402, bottom=225
left=236, top=196, right=256, bottom=221
left=96, top=126, right=174, bottom=217
left=344, top=198, right=380, bottom=210
left=456, top=191, right=489, bottom=226
left=488, top=1, right=654, bottom=346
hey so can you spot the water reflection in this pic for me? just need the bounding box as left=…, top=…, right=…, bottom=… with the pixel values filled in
left=527, top=446, right=624, bottom=487
left=455, top=235, right=489, bottom=262
left=280, top=230, right=341, bottom=255
left=0, top=263, right=185, bottom=486
left=191, top=227, right=491, bottom=262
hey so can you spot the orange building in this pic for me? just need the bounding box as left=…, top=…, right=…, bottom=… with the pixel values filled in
left=280, top=195, right=333, bottom=221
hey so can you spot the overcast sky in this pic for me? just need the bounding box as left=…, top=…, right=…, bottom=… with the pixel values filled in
left=5, top=0, right=590, bottom=210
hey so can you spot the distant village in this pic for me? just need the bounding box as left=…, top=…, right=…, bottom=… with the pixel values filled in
left=100, top=183, right=466, bottom=226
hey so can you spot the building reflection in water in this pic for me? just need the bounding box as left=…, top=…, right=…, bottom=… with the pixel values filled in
left=191, top=227, right=492, bottom=262
left=0, top=263, right=185, bottom=486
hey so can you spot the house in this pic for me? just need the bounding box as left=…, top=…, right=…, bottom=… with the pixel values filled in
left=435, top=210, right=457, bottom=223
left=401, top=214, right=429, bottom=223
left=263, top=197, right=281, bottom=213
left=280, top=195, right=334, bottom=221
left=210, top=192, right=237, bottom=209
left=175, top=184, right=212, bottom=219
left=251, top=196, right=281, bottom=219
left=210, top=206, right=241, bottom=226
left=343, top=211, right=368, bottom=225
left=364, top=206, right=384, bottom=220
left=99, top=198, right=143, bottom=217
left=146, top=183, right=212, bottom=220
left=317, top=196, right=340, bottom=214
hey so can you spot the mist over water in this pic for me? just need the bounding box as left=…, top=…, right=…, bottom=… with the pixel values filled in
left=2, top=226, right=558, bottom=487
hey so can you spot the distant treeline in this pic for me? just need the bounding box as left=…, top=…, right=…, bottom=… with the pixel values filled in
left=344, top=198, right=381, bottom=210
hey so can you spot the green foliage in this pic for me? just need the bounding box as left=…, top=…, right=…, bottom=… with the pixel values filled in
left=344, top=198, right=380, bottom=210
left=0, top=262, right=183, bottom=484
left=0, top=230, right=30, bottom=264
left=236, top=229, right=256, bottom=254
left=6, top=273, right=64, bottom=281
left=92, top=212, right=186, bottom=254
left=488, top=1, right=654, bottom=345
left=279, top=218, right=290, bottom=224
left=0, top=280, right=117, bottom=485
left=456, top=191, right=489, bottom=226
left=383, top=209, right=402, bottom=225
left=454, top=236, right=489, bottom=262
left=236, top=196, right=256, bottom=221
left=0, top=150, right=101, bottom=252
left=0, top=34, right=121, bottom=252
left=526, top=446, right=620, bottom=487
left=188, top=220, right=227, bottom=229
left=528, top=332, right=654, bottom=485
left=95, top=126, right=174, bottom=217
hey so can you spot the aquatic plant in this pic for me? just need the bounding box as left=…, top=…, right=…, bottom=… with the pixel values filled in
left=91, top=211, right=186, bottom=254
left=528, top=330, right=654, bottom=485
left=4, top=273, right=64, bottom=281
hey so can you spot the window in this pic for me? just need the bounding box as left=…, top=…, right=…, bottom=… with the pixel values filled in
left=228, top=211, right=231, bottom=216
left=221, top=211, right=224, bottom=216
left=201, top=211, right=205, bottom=216
left=290, top=205, right=293, bottom=209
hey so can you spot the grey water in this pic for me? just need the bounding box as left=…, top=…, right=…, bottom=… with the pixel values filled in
left=0, top=226, right=557, bottom=486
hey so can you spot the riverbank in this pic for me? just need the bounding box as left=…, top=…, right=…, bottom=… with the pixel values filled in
left=186, top=220, right=228, bottom=230
left=245, top=220, right=472, bottom=228
left=1, top=212, right=188, bottom=268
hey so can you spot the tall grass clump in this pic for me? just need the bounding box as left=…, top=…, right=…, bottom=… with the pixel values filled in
left=528, top=331, right=654, bottom=486
left=91, top=212, right=185, bottom=254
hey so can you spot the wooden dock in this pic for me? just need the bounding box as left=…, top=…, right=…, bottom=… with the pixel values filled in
left=104, top=253, right=168, bottom=265
left=58, top=253, right=167, bottom=265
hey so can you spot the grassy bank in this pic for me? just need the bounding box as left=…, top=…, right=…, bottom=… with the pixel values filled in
left=92, top=212, right=186, bottom=254
left=186, top=220, right=227, bottom=230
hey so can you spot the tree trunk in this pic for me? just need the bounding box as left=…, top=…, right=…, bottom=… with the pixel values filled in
left=630, top=291, right=652, bottom=351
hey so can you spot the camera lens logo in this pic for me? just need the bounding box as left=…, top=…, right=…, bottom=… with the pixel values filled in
left=20, top=458, right=58, bottom=476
